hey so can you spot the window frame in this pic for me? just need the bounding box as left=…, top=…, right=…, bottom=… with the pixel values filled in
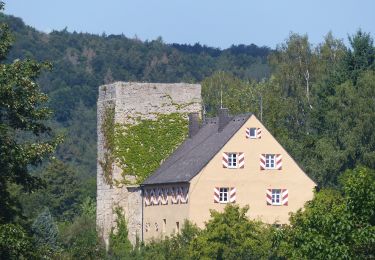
left=265, top=154, right=276, bottom=169
left=227, top=153, right=237, bottom=168
left=219, top=187, right=229, bottom=203
left=249, top=127, right=257, bottom=139
left=271, top=189, right=282, bottom=206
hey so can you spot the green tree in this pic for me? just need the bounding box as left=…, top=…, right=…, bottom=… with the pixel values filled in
left=345, top=30, right=375, bottom=83
left=25, top=160, right=84, bottom=221
left=32, top=208, right=59, bottom=252
left=0, top=2, right=60, bottom=223
left=201, top=71, right=262, bottom=117
left=0, top=223, right=33, bottom=259
left=58, top=199, right=105, bottom=259
left=189, top=204, right=272, bottom=259
left=279, top=166, right=375, bottom=259
left=108, top=207, right=133, bottom=258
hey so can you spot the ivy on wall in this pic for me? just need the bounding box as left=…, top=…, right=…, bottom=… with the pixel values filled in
left=114, top=113, right=188, bottom=184
left=99, top=105, right=115, bottom=186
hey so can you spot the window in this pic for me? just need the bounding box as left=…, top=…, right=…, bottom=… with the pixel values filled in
left=219, top=187, right=229, bottom=203
left=228, top=153, right=237, bottom=168
left=249, top=127, right=257, bottom=138
left=272, top=189, right=282, bottom=205
left=162, top=219, right=166, bottom=233
left=176, top=222, right=180, bottom=233
left=145, top=223, right=150, bottom=232
left=265, top=154, right=275, bottom=169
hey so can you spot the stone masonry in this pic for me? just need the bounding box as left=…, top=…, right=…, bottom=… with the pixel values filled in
left=97, top=82, right=201, bottom=247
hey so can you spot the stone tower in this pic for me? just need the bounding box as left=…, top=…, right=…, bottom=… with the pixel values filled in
left=96, top=82, right=201, bottom=246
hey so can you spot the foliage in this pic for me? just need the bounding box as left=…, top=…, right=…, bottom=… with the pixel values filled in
left=0, top=2, right=61, bottom=224
left=0, top=13, right=270, bottom=186
left=278, top=166, right=375, bottom=259
left=114, top=113, right=188, bottom=184
left=189, top=204, right=272, bottom=260
left=108, top=206, right=133, bottom=258
left=133, top=220, right=199, bottom=260
left=31, top=207, right=59, bottom=254
left=20, top=159, right=93, bottom=222
left=202, top=71, right=263, bottom=117
left=99, top=105, right=115, bottom=185
left=58, top=203, right=105, bottom=259
left=0, top=223, right=33, bottom=259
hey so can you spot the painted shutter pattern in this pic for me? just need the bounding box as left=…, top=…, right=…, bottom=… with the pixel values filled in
left=260, top=154, right=282, bottom=170
left=245, top=128, right=251, bottom=138
left=266, top=189, right=272, bottom=205
left=144, top=186, right=188, bottom=206
left=260, top=154, right=266, bottom=170
left=144, top=190, right=151, bottom=206
left=229, top=187, right=236, bottom=203
left=170, top=187, right=178, bottom=204
left=214, top=187, right=236, bottom=203
left=150, top=189, right=156, bottom=205
left=281, top=189, right=288, bottom=206
left=266, top=189, right=288, bottom=206
left=238, top=152, right=245, bottom=168
left=276, top=154, right=282, bottom=170
left=245, top=128, right=262, bottom=139
left=223, top=152, right=244, bottom=168
left=214, top=187, right=220, bottom=203
left=160, top=188, right=168, bottom=205
left=222, top=152, right=229, bottom=168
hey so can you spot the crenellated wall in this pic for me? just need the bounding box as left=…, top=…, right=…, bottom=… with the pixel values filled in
left=96, top=82, right=201, bottom=247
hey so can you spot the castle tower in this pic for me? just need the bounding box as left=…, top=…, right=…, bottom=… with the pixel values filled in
left=96, top=82, right=201, bottom=246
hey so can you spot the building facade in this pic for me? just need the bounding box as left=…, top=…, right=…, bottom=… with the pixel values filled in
left=142, top=109, right=316, bottom=241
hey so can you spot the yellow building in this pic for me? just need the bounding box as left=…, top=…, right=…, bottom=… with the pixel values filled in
left=141, top=108, right=316, bottom=241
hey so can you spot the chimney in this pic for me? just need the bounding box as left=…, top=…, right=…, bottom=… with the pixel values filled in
left=188, top=112, right=200, bottom=138
left=218, top=108, right=231, bottom=132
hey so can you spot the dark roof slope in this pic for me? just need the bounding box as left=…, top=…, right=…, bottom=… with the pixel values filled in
left=142, top=113, right=251, bottom=185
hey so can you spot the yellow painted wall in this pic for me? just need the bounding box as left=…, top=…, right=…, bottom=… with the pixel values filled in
left=188, top=115, right=316, bottom=228
left=143, top=115, right=316, bottom=240
left=143, top=183, right=189, bottom=241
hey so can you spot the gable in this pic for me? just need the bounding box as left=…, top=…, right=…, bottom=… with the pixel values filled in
left=192, top=114, right=316, bottom=185
left=188, top=114, right=316, bottom=226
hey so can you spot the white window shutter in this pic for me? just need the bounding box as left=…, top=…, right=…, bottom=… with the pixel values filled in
left=266, top=189, right=272, bottom=205
left=260, top=154, right=266, bottom=170
left=276, top=154, right=282, bottom=170
left=282, top=189, right=288, bottom=206
left=214, top=187, right=220, bottom=203
left=229, top=187, right=236, bottom=203
left=238, top=153, right=245, bottom=168
left=222, top=152, right=228, bottom=168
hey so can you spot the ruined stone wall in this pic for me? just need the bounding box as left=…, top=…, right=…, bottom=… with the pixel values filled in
left=97, top=82, right=201, bottom=246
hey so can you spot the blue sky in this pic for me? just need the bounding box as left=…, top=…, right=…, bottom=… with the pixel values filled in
left=4, top=0, right=375, bottom=49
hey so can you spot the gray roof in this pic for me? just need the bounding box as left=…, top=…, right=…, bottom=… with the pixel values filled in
left=142, top=113, right=252, bottom=185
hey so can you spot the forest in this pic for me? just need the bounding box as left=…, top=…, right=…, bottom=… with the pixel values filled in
left=0, top=3, right=374, bottom=259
